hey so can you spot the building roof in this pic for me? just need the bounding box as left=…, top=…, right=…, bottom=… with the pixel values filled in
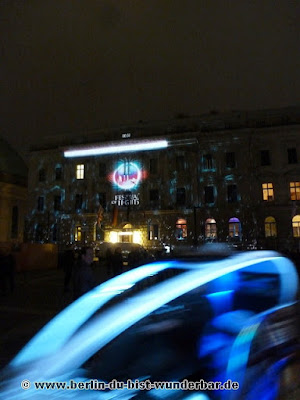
left=0, top=137, right=28, bottom=185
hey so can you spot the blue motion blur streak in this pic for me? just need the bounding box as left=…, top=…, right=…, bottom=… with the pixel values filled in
left=11, top=262, right=174, bottom=367
left=35, top=255, right=288, bottom=378
left=222, top=303, right=296, bottom=400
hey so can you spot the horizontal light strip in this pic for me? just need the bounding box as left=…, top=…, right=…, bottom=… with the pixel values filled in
left=64, top=140, right=168, bottom=158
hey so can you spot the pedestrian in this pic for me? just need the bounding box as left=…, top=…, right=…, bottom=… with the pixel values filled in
left=73, top=247, right=96, bottom=300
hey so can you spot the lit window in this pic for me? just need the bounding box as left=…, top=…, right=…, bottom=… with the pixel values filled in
left=229, top=217, right=241, bottom=238
left=290, top=182, right=300, bottom=201
left=176, top=218, right=187, bottom=240
left=76, top=164, right=84, bottom=179
left=292, top=215, right=300, bottom=237
left=265, top=216, right=277, bottom=237
left=148, top=224, right=159, bottom=240
left=262, top=183, right=274, bottom=201
left=75, top=226, right=82, bottom=241
left=205, top=218, right=217, bottom=239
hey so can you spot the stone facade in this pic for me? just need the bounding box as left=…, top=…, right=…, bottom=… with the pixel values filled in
left=26, top=108, right=300, bottom=253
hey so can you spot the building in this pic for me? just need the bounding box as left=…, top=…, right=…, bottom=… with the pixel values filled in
left=26, top=107, right=300, bottom=253
left=0, top=138, right=28, bottom=247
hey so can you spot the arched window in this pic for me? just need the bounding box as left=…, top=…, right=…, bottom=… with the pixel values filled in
left=205, top=218, right=217, bottom=239
left=265, top=216, right=277, bottom=237
left=292, top=215, right=300, bottom=238
left=229, top=217, right=241, bottom=238
left=175, top=218, right=187, bottom=240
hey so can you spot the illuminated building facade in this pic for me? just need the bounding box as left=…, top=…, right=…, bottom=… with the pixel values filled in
left=26, top=108, right=300, bottom=252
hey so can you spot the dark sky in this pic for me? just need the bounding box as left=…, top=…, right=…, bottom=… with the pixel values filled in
left=1, top=0, right=299, bottom=159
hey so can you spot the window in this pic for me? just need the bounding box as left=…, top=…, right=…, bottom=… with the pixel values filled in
left=205, top=218, right=217, bottom=239
left=203, top=154, right=213, bottom=170
left=98, top=192, right=107, bottom=209
left=265, top=216, right=277, bottom=238
left=290, top=182, right=300, bottom=201
left=52, top=224, right=59, bottom=242
left=261, top=150, right=271, bottom=166
left=37, top=196, right=44, bottom=211
left=55, top=166, right=62, bottom=180
left=148, top=224, right=159, bottom=240
left=99, top=163, right=106, bottom=178
left=38, top=168, right=46, bottom=182
left=149, top=158, right=158, bottom=174
left=229, top=217, right=241, bottom=238
left=292, top=215, right=300, bottom=237
left=75, top=194, right=83, bottom=210
left=54, top=195, right=61, bottom=211
left=149, top=189, right=159, bottom=203
left=288, top=148, right=297, bottom=164
left=262, top=183, right=274, bottom=201
left=35, top=224, right=43, bottom=242
left=76, top=164, right=85, bottom=179
left=75, top=225, right=82, bottom=241
left=176, top=155, right=186, bottom=171
left=175, top=218, right=187, bottom=240
left=11, top=206, right=18, bottom=239
left=226, top=152, right=236, bottom=168
left=227, top=184, right=238, bottom=203
left=204, top=186, right=214, bottom=204
left=176, top=188, right=186, bottom=206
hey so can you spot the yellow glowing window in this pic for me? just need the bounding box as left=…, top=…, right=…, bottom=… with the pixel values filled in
left=76, top=164, right=84, bottom=180
left=205, top=218, right=217, bottom=238
left=262, top=183, right=274, bottom=201
left=292, top=215, right=300, bottom=237
left=75, top=225, right=82, bottom=241
left=290, top=182, right=300, bottom=201
left=265, top=216, right=277, bottom=238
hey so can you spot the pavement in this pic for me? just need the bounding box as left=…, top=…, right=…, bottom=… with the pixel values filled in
left=0, top=264, right=109, bottom=369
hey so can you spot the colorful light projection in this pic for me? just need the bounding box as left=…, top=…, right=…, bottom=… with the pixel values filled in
left=109, top=161, right=146, bottom=191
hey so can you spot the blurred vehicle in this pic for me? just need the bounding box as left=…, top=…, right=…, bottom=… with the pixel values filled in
left=0, top=250, right=299, bottom=399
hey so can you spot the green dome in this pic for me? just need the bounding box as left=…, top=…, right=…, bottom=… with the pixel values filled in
left=0, top=137, right=28, bottom=180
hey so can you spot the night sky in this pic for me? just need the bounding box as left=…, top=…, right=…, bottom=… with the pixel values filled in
left=1, top=0, right=299, bottom=159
